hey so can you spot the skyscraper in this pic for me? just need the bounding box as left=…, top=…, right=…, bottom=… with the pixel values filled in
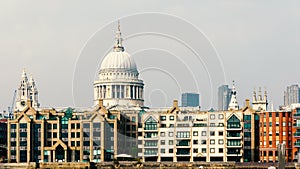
left=218, top=85, right=232, bottom=110
left=284, top=84, right=300, bottom=106
left=181, top=93, right=200, bottom=107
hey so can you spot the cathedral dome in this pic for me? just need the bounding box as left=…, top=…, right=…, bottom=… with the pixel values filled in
left=100, top=51, right=137, bottom=72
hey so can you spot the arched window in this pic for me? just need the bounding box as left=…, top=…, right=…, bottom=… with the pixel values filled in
left=145, top=116, right=157, bottom=130
left=227, top=115, right=241, bottom=128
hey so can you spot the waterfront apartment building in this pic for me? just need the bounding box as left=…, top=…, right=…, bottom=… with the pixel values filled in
left=138, top=100, right=258, bottom=162
left=7, top=99, right=140, bottom=164
left=259, top=110, right=293, bottom=162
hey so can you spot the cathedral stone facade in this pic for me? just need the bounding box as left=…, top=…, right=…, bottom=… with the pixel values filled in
left=93, top=21, right=144, bottom=108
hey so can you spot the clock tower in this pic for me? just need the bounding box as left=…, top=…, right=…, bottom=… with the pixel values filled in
left=15, top=69, right=40, bottom=111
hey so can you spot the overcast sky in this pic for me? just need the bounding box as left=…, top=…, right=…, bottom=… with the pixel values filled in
left=1, top=1, right=300, bottom=111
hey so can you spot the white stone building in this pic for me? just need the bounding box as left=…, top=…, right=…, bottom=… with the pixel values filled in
left=93, top=21, right=144, bottom=108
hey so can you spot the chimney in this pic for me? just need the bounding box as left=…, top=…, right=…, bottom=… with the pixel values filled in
left=173, top=100, right=178, bottom=108
left=245, top=99, right=250, bottom=107
left=98, top=99, right=103, bottom=107
left=27, top=99, right=32, bottom=107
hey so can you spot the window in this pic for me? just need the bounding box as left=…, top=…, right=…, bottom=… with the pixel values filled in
left=283, top=122, right=286, bottom=126
left=170, top=116, right=174, bottom=121
left=169, top=124, right=174, bottom=128
left=132, top=117, right=136, bottom=122
left=269, top=141, right=272, bottom=145
left=193, top=148, right=198, bottom=153
left=193, top=140, right=198, bottom=144
left=210, top=131, right=215, bottom=136
left=169, top=149, right=173, bottom=153
left=202, top=148, right=206, bottom=153
left=176, top=131, right=190, bottom=138
left=161, top=124, right=166, bottom=128
left=219, top=131, right=223, bottom=136
left=201, top=140, right=206, bottom=145
left=169, top=132, right=173, bottom=137
left=269, top=112, right=272, bottom=117
left=201, top=131, right=206, bottom=136
left=269, top=122, right=272, bottom=126
left=210, top=139, right=215, bottom=145
left=219, top=114, right=224, bottom=119
left=210, top=114, right=215, bottom=119
left=227, top=115, right=241, bottom=128
left=283, top=132, right=286, bottom=136
left=218, top=139, right=224, bottom=145
left=161, top=149, right=165, bottom=153
left=276, top=112, right=279, bottom=117
left=210, top=148, right=215, bottom=153
left=160, top=132, right=165, bottom=137
left=71, top=124, right=75, bottom=129
left=193, top=131, right=198, bottom=136
left=169, top=140, right=173, bottom=145
left=145, top=117, right=157, bottom=130
left=161, top=140, right=165, bottom=145
left=219, top=148, right=223, bottom=153
left=160, top=116, right=166, bottom=121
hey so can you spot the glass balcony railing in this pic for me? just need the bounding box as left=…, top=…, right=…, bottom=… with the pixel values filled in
left=294, top=142, right=300, bottom=146
left=294, top=132, right=300, bottom=136
left=294, top=124, right=300, bottom=127
left=294, top=113, right=300, bottom=117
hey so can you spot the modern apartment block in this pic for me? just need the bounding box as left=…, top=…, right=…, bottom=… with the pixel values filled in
left=7, top=100, right=140, bottom=164
left=259, top=110, right=293, bottom=162
left=138, top=100, right=258, bottom=162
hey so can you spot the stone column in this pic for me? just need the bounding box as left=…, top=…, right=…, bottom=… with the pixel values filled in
left=101, top=121, right=105, bottom=162
left=90, top=122, right=93, bottom=162
left=53, top=150, right=55, bottom=162
left=80, top=122, right=83, bottom=162
left=48, top=151, right=51, bottom=162
left=7, top=121, right=11, bottom=162
left=72, top=150, right=75, bottom=162
left=133, top=86, right=136, bottom=99
left=64, top=150, right=67, bottom=162
left=41, top=119, right=45, bottom=162
left=16, top=123, right=20, bottom=163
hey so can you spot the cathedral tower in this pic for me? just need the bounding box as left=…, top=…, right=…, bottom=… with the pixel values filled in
left=252, top=87, right=268, bottom=111
left=15, top=69, right=40, bottom=111
left=93, top=21, right=144, bottom=107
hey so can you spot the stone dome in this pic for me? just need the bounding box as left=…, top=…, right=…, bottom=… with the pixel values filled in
left=100, top=51, right=137, bottom=72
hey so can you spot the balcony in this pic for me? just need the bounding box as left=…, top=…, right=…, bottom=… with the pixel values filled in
left=294, top=132, right=300, bottom=137
left=227, top=143, right=242, bottom=148
left=176, top=140, right=190, bottom=147
left=176, top=148, right=190, bottom=156
left=294, top=142, right=300, bottom=147
left=294, top=113, right=300, bottom=117
left=226, top=133, right=242, bottom=139
left=294, top=124, right=300, bottom=128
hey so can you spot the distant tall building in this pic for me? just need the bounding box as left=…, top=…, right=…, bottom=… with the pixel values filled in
left=284, top=84, right=300, bottom=106
left=218, top=85, right=232, bottom=110
left=181, top=93, right=199, bottom=107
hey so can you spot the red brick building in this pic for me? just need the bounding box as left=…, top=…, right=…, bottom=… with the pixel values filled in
left=259, top=111, right=293, bottom=162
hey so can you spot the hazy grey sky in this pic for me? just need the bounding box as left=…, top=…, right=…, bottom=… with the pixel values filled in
left=1, top=1, right=300, bottom=110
